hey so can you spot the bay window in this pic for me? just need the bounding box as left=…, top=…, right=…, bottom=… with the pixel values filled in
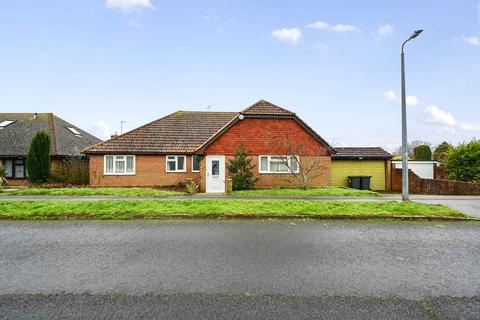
left=258, top=155, right=299, bottom=174
left=166, top=155, right=186, bottom=172
left=104, top=155, right=135, bottom=175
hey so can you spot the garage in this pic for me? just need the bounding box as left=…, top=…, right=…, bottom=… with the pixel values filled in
left=331, top=147, right=392, bottom=191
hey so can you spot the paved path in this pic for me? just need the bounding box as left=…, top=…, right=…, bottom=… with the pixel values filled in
left=2, top=194, right=480, bottom=216
left=0, top=220, right=479, bottom=319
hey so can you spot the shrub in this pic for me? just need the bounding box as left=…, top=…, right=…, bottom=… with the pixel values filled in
left=50, top=157, right=89, bottom=185
left=227, top=145, right=257, bottom=190
left=433, top=141, right=452, bottom=163
left=444, top=140, right=480, bottom=183
left=0, top=165, right=8, bottom=185
left=26, top=131, right=51, bottom=184
left=185, top=179, right=198, bottom=195
left=413, top=144, right=432, bottom=160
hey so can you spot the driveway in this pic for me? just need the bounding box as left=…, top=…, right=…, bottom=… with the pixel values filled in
left=0, top=220, right=479, bottom=319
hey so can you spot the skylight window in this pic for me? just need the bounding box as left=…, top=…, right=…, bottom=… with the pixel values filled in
left=66, top=127, right=82, bottom=136
left=0, top=120, right=14, bottom=128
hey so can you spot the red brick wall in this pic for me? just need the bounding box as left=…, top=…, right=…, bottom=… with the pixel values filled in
left=392, top=168, right=480, bottom=195
left=204, top=118, right=330, bottom=156
left=89, top=154, right=202, bottom=188
left=206, top=118, right=331, bottom=188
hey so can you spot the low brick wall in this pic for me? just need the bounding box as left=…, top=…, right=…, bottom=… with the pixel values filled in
left=392, top=168, right=480, bottom=195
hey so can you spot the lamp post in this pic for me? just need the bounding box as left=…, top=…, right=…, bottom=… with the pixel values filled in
left=401, top=29, right=423, bottom=201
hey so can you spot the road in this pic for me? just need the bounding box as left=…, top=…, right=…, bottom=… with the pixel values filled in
left=2, top=194, right=480, bottom=217
left=0, top=220, right=479, bottom=319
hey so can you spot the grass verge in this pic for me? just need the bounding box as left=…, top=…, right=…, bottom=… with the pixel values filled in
left=232, top=187, right=378, bottom=197
left=0, top=200, right=467, bottom=220
left=0, top=187, right=183, bottom=197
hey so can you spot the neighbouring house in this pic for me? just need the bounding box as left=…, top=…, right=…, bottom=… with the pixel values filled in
left=392, top=160, right=438, bottom=179
left=0, top=113, right=102, bottom=185
left=84, top=100, right=392, bottom=192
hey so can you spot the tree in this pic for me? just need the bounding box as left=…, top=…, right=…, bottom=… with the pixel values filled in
left=26, top=131, right=51, bottom=184
left=227, top=145, right=258, bottom=190
left=413, top=144, right=432, bottom=160
left=264, top=131, right=329, bottom=190
left=433, top=141, right=452, bottom=163
left=0, top=165, right=8, bottom=185
left=444, top=140, right=480, bottom=183
left=394, top=140, right=431, bottom=159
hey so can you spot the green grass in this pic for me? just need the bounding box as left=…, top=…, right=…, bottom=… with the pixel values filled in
left=232, top=187, right=378, bottom=197
left=0, top=199, right=467, bottom=220
left=0, top=187, right=184, bottom=197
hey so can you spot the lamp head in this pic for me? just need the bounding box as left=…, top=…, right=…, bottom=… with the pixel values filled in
left=408, top=29, right=423, bottom=40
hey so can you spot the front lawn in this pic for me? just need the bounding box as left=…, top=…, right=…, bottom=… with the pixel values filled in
left=0, top=199, right=466, bottom=220
left=0, top=187, right=183, bottom=197
left=232, top=187, right=378, bottom=197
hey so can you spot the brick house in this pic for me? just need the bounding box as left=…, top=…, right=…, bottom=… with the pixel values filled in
left=84, top=100, right=336, bottom=192
left=0, top=113, right=102, bottom=185
left=84, top=100, right=392, bottom=192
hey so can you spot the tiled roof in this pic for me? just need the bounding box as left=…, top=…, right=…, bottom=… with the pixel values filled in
left=0, top=113, right=102, bottom=157
left=85, top=111, right=238, bottom=154
left=332, top=147, right=392, bottom=160
left=240, top=99, right=295, bottom=116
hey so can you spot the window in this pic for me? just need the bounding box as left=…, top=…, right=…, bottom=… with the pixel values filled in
left=66, top=127, right=82, bottom=137
left=104, top=155, right=135, bottom=175
left=192, top=155, right=200, bottom=172
left=0, top=120, right=15, bottom=128
left=211, top=160, right=220, bottom=176
left=258, top=155, right=299, bottom=174
left=166, top=155, right=186, bottom=172
left=3, top=159, right=26, bottom=178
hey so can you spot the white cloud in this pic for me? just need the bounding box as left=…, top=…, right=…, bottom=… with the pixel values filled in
left=373, top=24, right=393, bottom=39
left=424, top=105, right=457, bottom=127
left=272, top=27, right=302, bottom=44
left=92, top=120, right=115, bottom=139
left=305, top=20, right=329, bottom=30
left=105, top=0, right=155, bottom=12
left=406, top=96, right=419, bottom=107
left=305, top=20, right=360, bottom=33
left=383, top=90, right=397, bottom=101
left=460, top=122, right=480, bottom=131
left=462, top=35, right=480, bottom=46
left=330, top=24, right=360, bottom=32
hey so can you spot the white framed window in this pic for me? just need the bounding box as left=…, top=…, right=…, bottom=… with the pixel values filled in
left=258, top=155, right=299, bottom=174
left=192, top=155, right=201, bottom=172
left=104, top=155, right=135, bottom=175
left=166, top=155, right=186, bottom=172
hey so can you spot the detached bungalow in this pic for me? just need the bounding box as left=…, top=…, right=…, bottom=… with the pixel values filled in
left=84, top=100, right=392, bottom=192
left=0, top=113, right=102, bottom=185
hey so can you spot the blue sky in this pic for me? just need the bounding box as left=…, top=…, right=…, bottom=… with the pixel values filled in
left=1, top=0, right=479, bottom=151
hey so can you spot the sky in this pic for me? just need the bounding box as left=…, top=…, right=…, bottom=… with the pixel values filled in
left=0, top=0, right=479, bottom=152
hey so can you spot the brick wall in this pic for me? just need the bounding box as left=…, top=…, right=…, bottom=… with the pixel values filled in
left=392, top=168, right=480, bottom=195
left=204, top=118, right=330, bottom=156
left=89, top=154, right=202, bottom=188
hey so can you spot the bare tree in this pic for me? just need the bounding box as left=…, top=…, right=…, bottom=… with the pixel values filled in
left=264, top=131, right=329, bottom=190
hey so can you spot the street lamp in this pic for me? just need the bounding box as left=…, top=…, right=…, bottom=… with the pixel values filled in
left=401, top=29, right=423, bottom=201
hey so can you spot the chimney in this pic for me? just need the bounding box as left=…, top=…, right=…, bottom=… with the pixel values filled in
left=110, top=131, right=118, bottom=139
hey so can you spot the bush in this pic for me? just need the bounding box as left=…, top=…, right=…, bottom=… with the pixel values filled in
left=0, top=165, right=8, bottom=185
left=49, top=157, right=89, bottom=185
left=433, top=141, right=452, bottom=163
left=227, top=145, right=258, bottom=190
left=413, top=144, right=432, bottom=160
left=444, top=140, right=480, bottom=183
left=26, top=131, right=51, bottom=184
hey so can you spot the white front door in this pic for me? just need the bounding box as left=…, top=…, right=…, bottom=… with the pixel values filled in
left=206, top=155, right=225, bottom=193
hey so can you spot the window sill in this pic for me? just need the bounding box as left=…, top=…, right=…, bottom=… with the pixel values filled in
left=166, top=170, right=187, bottom=173
left=103, top=173, right=135, bottom=176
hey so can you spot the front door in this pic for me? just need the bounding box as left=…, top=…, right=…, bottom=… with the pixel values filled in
left=206, top=155, right=225, bottom=193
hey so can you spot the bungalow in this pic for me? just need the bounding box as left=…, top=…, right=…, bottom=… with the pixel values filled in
left=0, top=113, right=102, bottom=185
left=84, top=100, right=392, bottom=192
